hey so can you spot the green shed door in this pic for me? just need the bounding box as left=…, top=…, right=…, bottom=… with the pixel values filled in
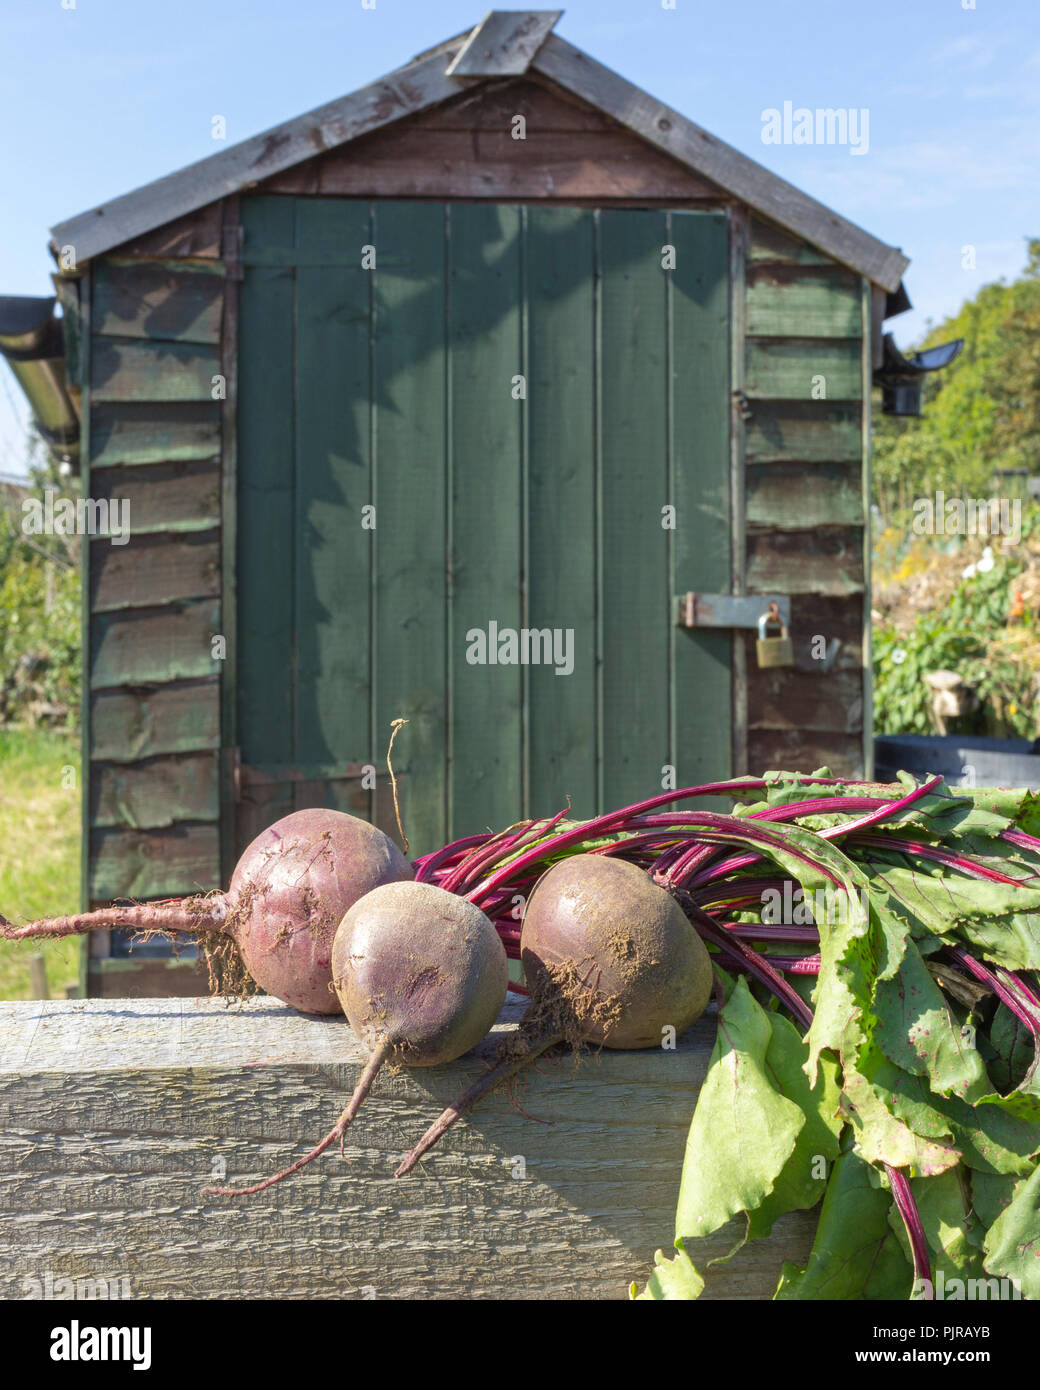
left=234, top=199, right=730, bottom=858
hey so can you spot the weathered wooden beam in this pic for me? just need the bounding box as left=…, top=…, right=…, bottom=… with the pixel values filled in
left=90, top=680, right=220, bottom=762
left=748, top=667, right=864, bottom=733
left=90, top=751, right=220, bottom=830
left=747, top=728, right=864, bottom=779
left=92, top=260, right=225, bottom=344
left=90, top=530, right=221, bottom=612
left=531, top=36, right=909, bottom=291
left=109, top=204, right=224, bottom=260
left=90, top=401, right=221, bottom=467
left=90, top=459, right=222, bottom=534
left=745, top=339, right=863, bottom=401
left=91, top=340, right=220, bottom=403
left=746, top=526, right=865, bottom=596
left=50, top=42, right=471, bottom=265
left=746, top=264, right=862, bottom=339
left=743, top=401, right=862, bottom=464
left=446, top=11, right=562, bottom=78
left=90, top=599, right=221, bottom=689
left=88, top=824, right=220, bottom=900
left=96, top=531, right=219, bottom=610
left=745, top=460, right=864, bottom=530
left=258, top=127, right=720, bottom=202
left=0, top=997, right=816, bottom=1300
left=749, top=217, right=834, bottom=267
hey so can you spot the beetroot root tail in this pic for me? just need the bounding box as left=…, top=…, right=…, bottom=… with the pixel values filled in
left=394, top=1030, right=561, bottom=1178
left=204, top=1039, right=391, bottom=1199
left=0, top=897, right=225, bottom=942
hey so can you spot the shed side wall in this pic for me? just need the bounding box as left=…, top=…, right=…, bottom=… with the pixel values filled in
left=741, top=217, right=868, bottom=777
left=85, top=255, right=226, bottom=939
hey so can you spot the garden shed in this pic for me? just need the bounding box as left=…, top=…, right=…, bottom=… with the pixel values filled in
left=7, top=11, right=917, bottom=996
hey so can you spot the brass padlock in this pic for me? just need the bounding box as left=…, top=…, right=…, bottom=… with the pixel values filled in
left=756, top=607, right=793, bottom=668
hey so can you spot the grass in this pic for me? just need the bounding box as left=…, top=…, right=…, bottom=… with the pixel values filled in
left=0, top=726, right=81, bottom=1000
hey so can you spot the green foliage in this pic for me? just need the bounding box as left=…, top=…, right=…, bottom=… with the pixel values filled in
left=672, top=974, right=824, bottom=1244
left=873, top=238, right=1040, bottom=519
left=776, top=1146, right=914, bottom=1300
left=984, top=1163, right=1040, bottom=1297
left=633, top=776, right=1040, bottom=1300
left=873, top=526, right=1039, bottom=738
left=0, top=432, right=81, bottom=727
left=0, top=727, right=81, bottom=1001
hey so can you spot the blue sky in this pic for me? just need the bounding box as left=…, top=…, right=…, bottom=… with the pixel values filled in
left=1, top=0, right=1037, bottom=474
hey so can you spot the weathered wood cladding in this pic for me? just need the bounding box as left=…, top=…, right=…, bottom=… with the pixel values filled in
left=89, top=598, right=221, bottom=688
left=86, top=256, right=225, bottom=907
left=741, top=216, right=869, bottom=776
left=100, top=201, right=224, bottom=261
left=91, top=338, right=220, bottom=402
left=255, top=78, right=722, bottom=204
left=90, top=681, right=221, bottom=762
left=90, top=401, right=221, bottom=467
left=92, top=260, right=225, bottom=342
left=90, top=752, right=220, bottom=829
left=90, top=530, right=221, bottom=612
left=88, top=824, right=221, bottom=902
left=89, top=458, right=222, bottom=534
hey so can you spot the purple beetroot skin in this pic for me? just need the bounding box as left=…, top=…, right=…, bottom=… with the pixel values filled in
left=205, top=880, right=508, bottom=1197
left=0, top=807, right=414, bottom=1016
left=394, top=853, right=713, bottom=1175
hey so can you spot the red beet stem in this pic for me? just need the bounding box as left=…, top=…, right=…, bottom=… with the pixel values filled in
left=394, top=1028, right=561, bottom=1178
left=0, top=896, right=227, bottom=941
left=204, top=1038, right=392, bottom=1198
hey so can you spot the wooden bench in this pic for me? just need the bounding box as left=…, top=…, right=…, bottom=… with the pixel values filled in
left=0, top=996, right=815, bottom=1299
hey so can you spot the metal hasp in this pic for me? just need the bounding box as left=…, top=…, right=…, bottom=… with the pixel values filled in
left=875, top=333, right=964, bottom=417
left=0, top=296, right=80, bottom=466
left=446, top=10, right=563, bottom=77
left=676, top=592, right=791, bottom=631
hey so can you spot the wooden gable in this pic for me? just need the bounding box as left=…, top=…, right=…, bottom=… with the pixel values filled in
left=253, top=76, right=722, bottom=204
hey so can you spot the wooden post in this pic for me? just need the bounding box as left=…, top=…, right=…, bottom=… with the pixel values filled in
left=28, top=954, right=49, bottom=1000
left=0, top=997, right=815, bottom=1300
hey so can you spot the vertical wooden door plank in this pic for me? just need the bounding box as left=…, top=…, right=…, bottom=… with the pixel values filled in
left=525, top=206, right=598, bottom=820
left=671, top=210, right=732, bottom=791
left=448, top=203, right=525, bottom=837
left=237, top=198, right=297, bottom=767
left=81, top=264, right=93, bottom=926
left=219, top=194, right=240, bottom=883
left=598, top=210, right=671, bottom=809
left=293, top=200, right=373, bottom=772
left=861, top=276, right=873, bottom=779
left=371, top=202, right=448, bottom=856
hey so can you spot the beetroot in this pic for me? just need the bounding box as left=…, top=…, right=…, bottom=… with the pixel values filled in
left=205, top=880, right=508, bottom=1196
left=0, top=808, right=413, bottom=1015
left=395, top=853, right=713, bottom=1175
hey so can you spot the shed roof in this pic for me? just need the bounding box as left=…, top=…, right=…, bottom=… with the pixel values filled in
left=49, top=10, right=910, bottom=292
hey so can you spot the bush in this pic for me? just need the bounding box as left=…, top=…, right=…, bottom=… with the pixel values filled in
left=873, top=528, right=1039, bottom=739
left=0, top=436, right=81, bottom=728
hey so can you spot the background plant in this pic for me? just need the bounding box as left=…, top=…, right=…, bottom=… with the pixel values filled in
left=0, top=429, right=81, bottom=728
left=873, top=526, right=1040, bottom=740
